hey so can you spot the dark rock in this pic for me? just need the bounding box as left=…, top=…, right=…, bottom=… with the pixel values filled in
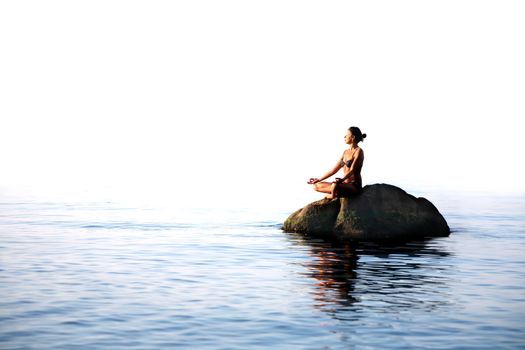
left=283, top=184, right=450, bottom=242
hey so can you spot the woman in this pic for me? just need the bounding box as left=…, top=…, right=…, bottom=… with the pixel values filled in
left=307, top=126, right=367, bottom=199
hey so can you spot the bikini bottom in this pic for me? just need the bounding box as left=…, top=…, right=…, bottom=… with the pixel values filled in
left=335, top=182, right=362, bottom=198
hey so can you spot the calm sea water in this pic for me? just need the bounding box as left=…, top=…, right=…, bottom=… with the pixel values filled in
left=1, top=191, right=524, bottom=349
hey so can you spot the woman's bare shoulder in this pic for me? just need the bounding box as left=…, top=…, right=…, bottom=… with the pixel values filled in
left=356, top=147, right=364, bottom=158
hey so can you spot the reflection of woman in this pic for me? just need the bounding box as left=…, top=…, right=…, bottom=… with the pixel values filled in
left=307, top=241, right=358, bottom=309
left=308, top=126, right=367, bottom=199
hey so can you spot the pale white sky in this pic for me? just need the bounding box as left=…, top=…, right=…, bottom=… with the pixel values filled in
left=1, top=1, right=524, bottom=207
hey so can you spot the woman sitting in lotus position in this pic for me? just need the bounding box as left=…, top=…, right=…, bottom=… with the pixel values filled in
left=307, top=126, right=367, bottom=199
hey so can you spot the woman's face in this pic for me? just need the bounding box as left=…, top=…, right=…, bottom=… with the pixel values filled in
left=344, top=130, right=354, bottom=144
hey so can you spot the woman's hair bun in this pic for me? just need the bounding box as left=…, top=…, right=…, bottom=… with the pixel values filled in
left=349, top=126, right=367, bottom=142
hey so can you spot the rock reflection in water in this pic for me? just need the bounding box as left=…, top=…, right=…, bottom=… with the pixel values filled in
left=287, top=233, right=453, bottom=316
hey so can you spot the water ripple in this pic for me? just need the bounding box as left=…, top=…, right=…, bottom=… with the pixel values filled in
left=1, top=196, right=525, bottom=349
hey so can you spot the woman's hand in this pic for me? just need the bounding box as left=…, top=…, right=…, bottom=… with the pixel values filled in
left=307, top=178, right=320, bottom=184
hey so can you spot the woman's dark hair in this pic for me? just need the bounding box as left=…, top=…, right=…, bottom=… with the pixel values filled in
left=349, top=126, right=367, bottom=143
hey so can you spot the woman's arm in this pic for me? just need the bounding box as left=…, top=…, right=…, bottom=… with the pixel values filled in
left=308, top=156, right=343, bottom=184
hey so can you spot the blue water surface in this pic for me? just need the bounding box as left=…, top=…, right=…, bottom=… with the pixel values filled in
left=1, top=192, right=524, bottom=349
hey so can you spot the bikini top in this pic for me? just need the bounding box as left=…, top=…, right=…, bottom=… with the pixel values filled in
left=341, top=159, right=353, bottom=168
left=341, top=148, right=359, bottom=168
